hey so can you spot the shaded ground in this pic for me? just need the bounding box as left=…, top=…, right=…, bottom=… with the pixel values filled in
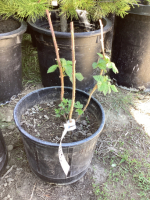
left=0, top=34, right=150, bottom=200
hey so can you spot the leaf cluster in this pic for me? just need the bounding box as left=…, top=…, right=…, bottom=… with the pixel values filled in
left=92, top=53, right=118, bottom=95
left=0, top=0, right=52, bottom=21
left=47, top=58, right=84, bottom=82
left=55, top=98, right=83, bottom=118
left=92, top=53, right=118, bottom=73
left=0, top=0, right=146, bottom=22
left=59, top=0, right=142, bottom=20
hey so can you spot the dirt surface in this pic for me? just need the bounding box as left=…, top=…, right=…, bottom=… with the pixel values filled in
left=21, top=101, right=99, bottom=143
left=0, top=17, right=20, bottom=33
left=1, top=82, right=150, bottom=200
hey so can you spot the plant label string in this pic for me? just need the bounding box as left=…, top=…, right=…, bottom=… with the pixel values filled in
left=58, top=119, right=76, bottom=176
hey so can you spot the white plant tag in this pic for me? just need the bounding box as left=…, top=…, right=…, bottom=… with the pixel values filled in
left=52, top=1, right=58, bottom=6
left=58, top=119, right=76, bottom=176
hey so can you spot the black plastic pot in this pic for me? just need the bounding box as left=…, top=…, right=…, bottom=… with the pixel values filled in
left=14, top=87, right=105, bottom=184
left=0, top=19, right=27, bottom=104
left=28, top=15, right=112, bottom=91
left=104, top=13, right=115, bottom=53
left=110, top=4, right=150, bottom=90
left=0, top=129, right=8, bottom=175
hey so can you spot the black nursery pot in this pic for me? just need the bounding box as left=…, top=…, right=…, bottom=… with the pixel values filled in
left=0, top=129, right=8, bottom=175
left=110, top=4, right=150, bottom=91
left=0, top=19, right=27, bottom=103
left=14, top=87, right=105, bottom=185
left=28, top=14, right=112, bottom=91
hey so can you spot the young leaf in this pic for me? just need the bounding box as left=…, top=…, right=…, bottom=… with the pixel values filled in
left=62, top=98, right=69, bottom=104
left=76, top=109, right=84, bottom=115
left=66, top=60, right=72, bottom=65
left=64, top=65, right=72, bottom=78
left=97, top=82, right=109, bottom=96
left=75, top=73, right=84, bottom=81
left=93, top=75, right=103, bottom=83
left=60, top=58, right=67, bottom=67
left=47, top=65, right=58, bottom=73
left=104, top=55, right=110, bottom=63
left=68, top=100, right=72, bottom=105
left=97, top=59, right=107, bottom=71
left=111, top=85, right=118, bottom=92
left=111, top=63, right=119, bottom=74
left=97, top=53, right=103, bottom=58
left=107, top=62, right=119, bottom=74
left=92, top=62, right=98, bottom=69
left=74, top=101, right=83, bottom=109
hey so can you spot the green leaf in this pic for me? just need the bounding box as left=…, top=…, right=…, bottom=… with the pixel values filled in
left=97, top=59, right=107, bottom=71
left=69, top=76, right=73, bottom=83
left=76, top=109, right=83, bottom=115
left=104, top=55, right=110, bottom=63
left=64, top=65, right=72, bottom=78
left=55, top=109, right=59, bottom=114
left=92, top=62, right=98, bottom=69
left=74, top=101, right=83, bottom=109
left=75, top=73, right=84, bottom=81
left=111, top=85, right=118, bottom=92
left=47, top=65, right=58, bottom=73
left=62, top=98, right=69, bottom=104
left=107, top=62, right=119, bottom=74
left=97, top=82, right=109, bottom=96
left=93, top=75, right=103, bottom=83
left=68, top=100, right=72, bottom=105
left=66, top=60, right=72, bottom=65
left=97, top=53, right=103, bottom=58
left=111, top=63, right=119, bottom=74
left=60, top=58, right=67, bottom=67
left=59, top=102, right=65, bottom=108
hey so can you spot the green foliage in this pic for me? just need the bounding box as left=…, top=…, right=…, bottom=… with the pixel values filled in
left=92, top=53, right=118, bottom=73
left=55, top=98, right=83, bottom=118
left=47, top=64, right=58, bottom=73
left=0, top=0, right=52, bottom=21
left=47, top=58, right=84, bottom=82
left=59, top=0, right=142, bottom=20
left=92, top=53, right=118, bottom=96
left=0, top=0, right=146, bottom=22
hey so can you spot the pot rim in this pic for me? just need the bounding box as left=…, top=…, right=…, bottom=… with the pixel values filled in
left=14, top=86, right=105, bottom=147
left=28, top=17, right=112, bottom=38
left=0, top=19, right=27, bottom=40
left=128, top=3, right=150, bottom=16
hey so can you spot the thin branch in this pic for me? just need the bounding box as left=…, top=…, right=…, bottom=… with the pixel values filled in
left=76, top=84, right=98, bottom=121
left=99, top=19, right=105, bottom=59
left=1, top=165, right=14, bottom=179
left=46, top=9, right=64, bottom=101
left=76, top=19, right=105, bottom=122
left=69, top=21, right=76, bottom=121
left=29, top=183, right=36, bottom=200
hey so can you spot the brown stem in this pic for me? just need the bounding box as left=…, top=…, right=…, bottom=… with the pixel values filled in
left=46, top=9, right=64, bottom=101
left=76, top=19, right=105, bottom=122
left=69, top=22, right=76, bottom=121
left=99, top=19, right=105, bottom=76
left=76, top=85, right=98, bottom=121
left=99, top=19, right=105, bottom=59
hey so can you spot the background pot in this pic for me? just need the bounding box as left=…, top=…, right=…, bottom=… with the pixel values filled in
left=28, top=14, right=112, bottom=91
left=110, top=4, right=150, bottom=90
left=0, top=19, right=27, bottom=104
left=0, top=129, right=8, bottom=175
left=14, top=87, right=105, bottom=185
